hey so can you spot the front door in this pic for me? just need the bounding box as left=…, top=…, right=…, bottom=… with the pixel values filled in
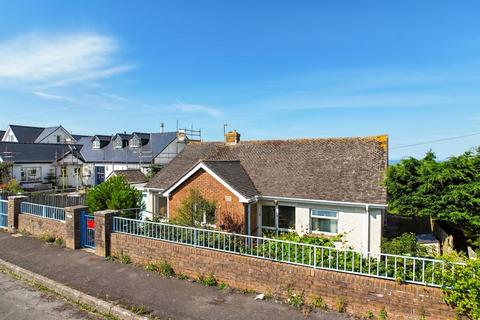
left=95, top=166, right=105, bottom=185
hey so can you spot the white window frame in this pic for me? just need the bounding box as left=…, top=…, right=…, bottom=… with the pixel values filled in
left=113, top=137, right=123, bottom=149
left=20, top=167, right=42, bottom=182
left=310, top=209, right=339, bottom=235
left=130, top=137, right=140, bottom=148
left=92, top=139, right=100, bottom=149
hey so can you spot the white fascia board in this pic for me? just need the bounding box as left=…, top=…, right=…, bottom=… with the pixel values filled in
left=255, top=195, right=387, bottom=209
left=162, top=162, right=249, bottom=203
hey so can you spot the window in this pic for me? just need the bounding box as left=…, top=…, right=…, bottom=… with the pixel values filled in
left=311, top=209, right=338, bottom=234
left=130, top=137, right=140, bottom=148
left=74, top=167, right=81, bottom=176
left=56, top=135, right=61, bottom=143
left=261, top=205, right=296, bottom=231
left=92, top=139, right=100, bottom=149
left=20, top=167, right=41, bottom=182
left=113, top=137, right=123, bottom=149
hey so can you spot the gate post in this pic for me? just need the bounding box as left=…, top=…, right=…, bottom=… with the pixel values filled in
left=65, top=205, right=88, bottom=250
left=94, top=210, right=117, bottom=257
left=7, top=196, right=28, bottom=233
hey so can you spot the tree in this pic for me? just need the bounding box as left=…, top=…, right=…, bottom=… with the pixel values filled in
left=386, top=148, right=480, bottom=247
left=0, top=162, right=13, bottom=183
left=85, top=176, right=143, bottom=218
left=172, top=188, right=217, bottom=227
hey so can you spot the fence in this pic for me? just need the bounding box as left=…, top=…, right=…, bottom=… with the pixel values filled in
left=112, top=216, right=465, bottom=288
left=0, top=199, right=7, bottom=228
left=0, top=191, right=85, bottom=208
left=20, top=202, right=65, bottom=221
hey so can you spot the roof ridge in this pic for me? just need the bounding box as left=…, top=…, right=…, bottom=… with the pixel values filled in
left=9, top=124, right=46, bottom=129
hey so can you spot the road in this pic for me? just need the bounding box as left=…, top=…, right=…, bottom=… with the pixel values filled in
left=0, top=270, right=101, bottom=320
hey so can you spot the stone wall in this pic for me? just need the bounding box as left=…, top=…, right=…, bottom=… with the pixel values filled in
left=18, top=213, right=66, bottom=239
left=111, top=233, right=455, bottom=320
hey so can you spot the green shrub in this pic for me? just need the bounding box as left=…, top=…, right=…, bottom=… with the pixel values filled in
left=172, top=189, right=217, bottom=227
left=54, top=237, right=64, bottom=246
left=364, top=310, right=375, bottom=319
left=86, top=176, right=143, bottom=218
left=311, top=295, right=328, bottom=310
left=176, top=273, right=188, bottom=280
left=287, top=289, right=304, bottom=310
left=381, top=232, right=428, bottom=257
left=335, top=297, right=347, bottom=313
left=39, top=233, right=56, bottom=243
left=442, top=257, right=480, bottom=320
left=157, top=261, right=174, bottom=277
left=198, top=273, right=217, bottom=286
left=218, top=283, right=228, bottom=290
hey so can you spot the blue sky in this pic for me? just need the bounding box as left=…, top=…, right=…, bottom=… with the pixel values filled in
left=0, top=1, right=479, bottom=160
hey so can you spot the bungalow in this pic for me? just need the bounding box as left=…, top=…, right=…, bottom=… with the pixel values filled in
left=145, top=131, right=388, bottom=253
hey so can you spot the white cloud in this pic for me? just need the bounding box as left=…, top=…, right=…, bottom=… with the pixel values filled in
left=33, top=91, right=73, bottom=102
left=174, top=102, right=222, bottom=118
left=0, top=32, right=131, bottom=87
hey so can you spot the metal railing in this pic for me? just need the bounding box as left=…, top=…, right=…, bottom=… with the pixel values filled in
left=0, top=200, right=7, bottom=228
left=20, top=202, right=65, bottom=221
left=112, top=216, right=464, bottom=287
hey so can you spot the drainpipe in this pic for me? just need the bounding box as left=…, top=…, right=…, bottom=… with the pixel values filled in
left=274, top=200, right=279, bottom=237
left=247, top=203, right=251, bottom=236
left=365, top=204, right=370, bottom=253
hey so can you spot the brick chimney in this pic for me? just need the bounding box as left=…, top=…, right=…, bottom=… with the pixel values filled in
left=225, top=130, right=240, bottom=145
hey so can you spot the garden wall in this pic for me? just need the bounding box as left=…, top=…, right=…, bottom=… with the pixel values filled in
left=18, top=213, right=66, bottom=239
left=111, top=233, right=456, bottom=320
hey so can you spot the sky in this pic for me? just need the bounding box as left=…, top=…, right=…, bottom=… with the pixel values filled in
left=0, top=1, right=479, bottom=160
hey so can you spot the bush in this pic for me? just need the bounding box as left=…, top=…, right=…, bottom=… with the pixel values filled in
left=172, top=189, right=217, bottom=227
left=381, top=232, right=428, bottom=257
left=442, top=257, right=480, bottom=320
left=3, top=179, right=23, bottom=194
left=311, top=295, right=328, bottom=310
left=86, top=176, right=143, bottom=218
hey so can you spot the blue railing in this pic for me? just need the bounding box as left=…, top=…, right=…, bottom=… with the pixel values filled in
left=0, top=200, right=7, bottom=229
left=112, top=216, right=465, bottom=287
left=81, top=213, right=95, bottom=249
left=20, top=202, right=65, bottom=221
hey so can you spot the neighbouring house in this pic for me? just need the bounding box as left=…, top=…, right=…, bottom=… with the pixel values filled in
left=145, top=130, right=388, bottom=253
left=0, top=124, right=197, bottom=190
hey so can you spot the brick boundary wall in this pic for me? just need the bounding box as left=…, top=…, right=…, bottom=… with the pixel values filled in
left=111, top=233, right=456, bottom=320
left=18, top=213, right=66, bottom=239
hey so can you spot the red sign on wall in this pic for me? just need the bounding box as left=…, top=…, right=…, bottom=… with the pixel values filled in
left=87, top=219, right=95, bottom=229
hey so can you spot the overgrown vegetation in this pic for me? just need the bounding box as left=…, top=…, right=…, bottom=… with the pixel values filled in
left=381, top=232, right=429, bottom=257
left=442, top=256, right=480, bottom=320
left=0, top=163, right=13, bottom=183
left=85, top=176, right=143, bottom=218
left=172, top=189, right=217, bottom=227
left=311, top=295, right=328, bottom=310
left=378, top=307, right=388, bottom=320
left=385, top=149, right=480, bottom=248
left=335, top=297, right=348, bottom=313
left=120, top=253, right=131, bottom=264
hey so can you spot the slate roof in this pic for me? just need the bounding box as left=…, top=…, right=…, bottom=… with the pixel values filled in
left=110, top=169, right=147, bottom=184
left=34, top=126, right=61, bottom=143
left=0, top=131, right=5, bottom=140
left=76, top=132, right=177, bottom=163
left=147, top=136, right=388, bottom=204
left=202, top=160, right=258, bottom=198
left=8, top=125, right=45, bottom=143
left=0, top=142, right=80, bottom=163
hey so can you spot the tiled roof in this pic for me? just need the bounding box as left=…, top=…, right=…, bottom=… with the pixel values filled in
left=111, top=169, right=146, bottom=184
left=146, top=136, right=388, bottom=204
left=0, top=131, right=5, bottom=140
left=8, top=125, right=45, bottom=143
left=202, top=160, right=258, bottom=198
left=0, top=142, right=80, bottom=163
left=77, top=132, right=177, bottom=163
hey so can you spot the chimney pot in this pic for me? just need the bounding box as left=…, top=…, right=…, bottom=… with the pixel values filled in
left=225, top=130, right=240, bottom=145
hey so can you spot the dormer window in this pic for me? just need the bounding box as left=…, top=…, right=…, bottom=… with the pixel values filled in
left=114, top=137, right=123, bottom=149
left=92, top=139, right=100, bottom=149
left=130, top=136, right=140, bottom=148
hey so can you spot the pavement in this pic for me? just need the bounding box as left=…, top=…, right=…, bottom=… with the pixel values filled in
left=0, top=270, right=100, bottom=320
left=0, top=231, right=353, bottom=320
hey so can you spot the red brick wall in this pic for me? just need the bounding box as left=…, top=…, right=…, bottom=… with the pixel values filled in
left=18, top=213, right=66, bottom=239
left=169, top=169, right=247, bottom=232
left=111, top=233, right=455, bottom=320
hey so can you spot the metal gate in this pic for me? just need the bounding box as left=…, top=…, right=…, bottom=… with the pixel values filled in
left=0, top=200, right=7, bottom=229
left=80, top=211, right=95, bottom=248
